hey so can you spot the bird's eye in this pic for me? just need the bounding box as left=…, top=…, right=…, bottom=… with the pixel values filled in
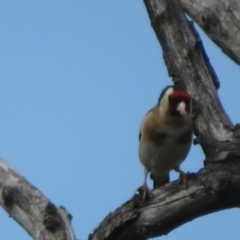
left=168, top=96, right=178, bottom=105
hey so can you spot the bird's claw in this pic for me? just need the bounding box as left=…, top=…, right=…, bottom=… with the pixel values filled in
left=178, top=171, right=195, bottom=187
left=137, top=185, right=153, bottom=200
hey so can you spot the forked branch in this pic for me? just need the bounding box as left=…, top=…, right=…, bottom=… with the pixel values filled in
left=89, top=0, right=240, bottom=239
left=1, top=1, right=240, bottom=240
left=180, top=0, right=240, bottom=65
left=144, top=0, right=240, bottom=162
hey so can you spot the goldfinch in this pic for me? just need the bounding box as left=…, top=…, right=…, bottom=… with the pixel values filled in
left=138, top=85, right=193, bottom=199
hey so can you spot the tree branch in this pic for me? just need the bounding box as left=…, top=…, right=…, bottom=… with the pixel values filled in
left=180, top=0, right=240, bottom=65
left=144, top=0, right=240, bottom=162
left=2, top=1, right=240, bottom=240
left=89, top=0, right=240, bottom=239
left=89, top=160, right=240, bottom=240
left=0, top=158, right=76, bottom=240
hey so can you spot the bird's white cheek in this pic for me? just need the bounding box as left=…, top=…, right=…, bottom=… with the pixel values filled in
left=176, top=101, right=187, bottom=117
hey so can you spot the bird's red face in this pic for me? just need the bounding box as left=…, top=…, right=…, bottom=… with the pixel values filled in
left=168, top=90, right=191, bottom=117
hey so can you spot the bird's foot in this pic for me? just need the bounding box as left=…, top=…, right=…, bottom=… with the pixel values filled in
left=178, top=171, right=188, bottom=186
left=178, top=171, right=195, bottom=187
left=137, top=185, right=152, bottom=200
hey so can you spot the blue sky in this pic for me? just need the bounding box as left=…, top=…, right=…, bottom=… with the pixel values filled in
left=0, top=1, right=239, bottom=240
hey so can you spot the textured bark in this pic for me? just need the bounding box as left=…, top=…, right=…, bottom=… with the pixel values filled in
left=0, top=158, right=76, bottom=240
left=89, top=0, right=240, bottom=239
left=89, top=161, right=240, bottom=240
left=144, top=0, right=240, bottom=163
left=180, top=0, right=240, bottom=65
left=1, top=0, right=240, bottom=240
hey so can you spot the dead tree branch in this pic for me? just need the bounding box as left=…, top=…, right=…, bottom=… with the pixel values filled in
left=144, top=0, right=240, bottom=163
left=0, top=158, right=76, bottom=240
left=1, top=1, right=240, bottom=240
left=89, top=161, right=240, bottom=240
left=180, top=0, right=240, bottom=65
left=89, top=0, right=240, bottom=239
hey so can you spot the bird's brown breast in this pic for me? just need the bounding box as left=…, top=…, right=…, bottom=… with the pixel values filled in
left=141, top=105, right=193, bottom=146
left=141, top=106, right=167, bottom=145
left=175, top=127, right=193, bottom=145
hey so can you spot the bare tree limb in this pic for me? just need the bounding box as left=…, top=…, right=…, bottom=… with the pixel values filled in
left=180, top=0, right=240, bottom=65
left=0, top=158, right=76, bottom=240
left=144, top=0, right=240, bottom=162
left=89, top=0, right=240, bottom=239
left=89, top=160, right=240, bottom=240
left=1, top=1, right=240, bottom=240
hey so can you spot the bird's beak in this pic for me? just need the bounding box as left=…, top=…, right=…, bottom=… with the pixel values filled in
left=176, top=101, right=187, bottom=117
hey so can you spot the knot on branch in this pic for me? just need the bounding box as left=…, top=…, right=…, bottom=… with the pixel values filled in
left=137, top=224, right=153, bottom=237
left=201, top=13, right=223, bottom=38
left=59, top=205, right=73, bottom=221
left=43, top=202, right=61, bottom=233
left=2, top=186, right=20, bottom=208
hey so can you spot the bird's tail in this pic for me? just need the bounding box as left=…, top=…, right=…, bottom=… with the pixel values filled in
left=151, top=173, right=169, bottom=189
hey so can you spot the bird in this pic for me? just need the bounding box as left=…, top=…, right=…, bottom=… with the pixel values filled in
left=138, top=85, right=193, bottom=199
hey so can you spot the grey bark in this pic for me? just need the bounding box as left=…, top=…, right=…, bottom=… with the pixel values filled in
left=0, top=158, right=76, bottom=240
left=143, top=0, right=240, bottom=163
left=89, top=0, right=240, bottom=239
left=180, top=0, right=240, bottom=65
left=1, top=0, right=240, bottom=239
left=89, top=161, right=240, bottom=240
